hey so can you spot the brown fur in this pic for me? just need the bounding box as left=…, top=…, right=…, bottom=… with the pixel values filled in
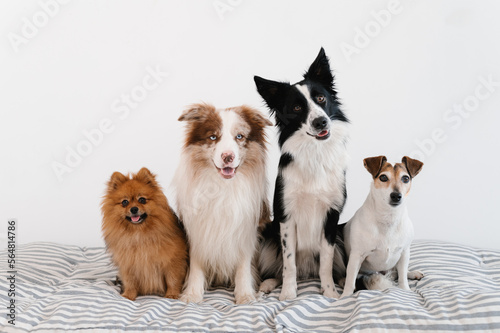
left=101, top=167, right=188, bottom=301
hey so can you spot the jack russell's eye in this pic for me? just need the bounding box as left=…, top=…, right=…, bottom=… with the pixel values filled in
left=209, top=135, right=217, bottom=141
left=121, top=200, right=129, bottom=207
left=379, top=175, right=388, bottom=182
left=138, top=197, right=146, bottom=204
left=236, top=134, right=243, bottom=140
left=316, top=95, right=326, bottom=103
left=293, top=105, right=302, bottom=112
left=402, top=175, right=410, bottom=183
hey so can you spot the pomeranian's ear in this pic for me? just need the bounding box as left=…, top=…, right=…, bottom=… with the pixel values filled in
left=253, top=75, right=290, bottom=116
left=134, top=167, right=159, bottom=187
left=402, top=156, right=424, bottom=178
left=178, top=103, right=216, bottom=122
left=108, top=172, right=128, bottom=190
left=363, top=156, right=387, bottom=178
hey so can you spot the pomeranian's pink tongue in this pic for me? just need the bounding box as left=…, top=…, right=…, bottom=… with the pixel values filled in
left=318, top=130, right=329, bottom=137
left=131, top=215, right=141, bottom=222
left=222, top=167, right=235, bottom=176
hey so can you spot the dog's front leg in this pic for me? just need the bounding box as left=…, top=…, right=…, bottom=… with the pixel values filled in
left=396, top=247, right=411, bottom=291
left=341, top=251, right=364, bottom=298
left=280, top=220, right=297, bottom=301
left=234, top=252, right=256, bottom=304
left=180, top=257, right=205, bottom=303
left=320, top=209, right=340, bottom=298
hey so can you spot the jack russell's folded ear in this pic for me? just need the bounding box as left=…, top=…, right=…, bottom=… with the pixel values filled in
left=363, top=156, right=387, bottom=178
left=402, top=156, right=424, bottom=178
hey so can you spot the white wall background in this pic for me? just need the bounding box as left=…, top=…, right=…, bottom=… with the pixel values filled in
left=1, top=0, right=499, bottom=249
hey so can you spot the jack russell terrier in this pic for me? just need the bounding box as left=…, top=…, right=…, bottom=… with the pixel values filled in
left=341, top=155, right=424, bottom=298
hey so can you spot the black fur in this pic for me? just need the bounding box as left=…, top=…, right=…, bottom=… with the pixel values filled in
left=324, top=209, right=340, bottom=246
left=254, top=47, right=348, bottom=147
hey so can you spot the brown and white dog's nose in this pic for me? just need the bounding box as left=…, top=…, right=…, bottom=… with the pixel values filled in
left=390, top=192, right=402, bottom=204
left=221, top=151, right=235, bottom=165
left=130, top=206, right=139, bottom=214
left=312, top=116, right=328, bottom=130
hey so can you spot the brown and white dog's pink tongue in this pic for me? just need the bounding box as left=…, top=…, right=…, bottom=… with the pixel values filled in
left=131, top=215, right=141, bottom=222
left=222, top=167, right=235, bottom=176
left=317, top=130, right=329, bottom=137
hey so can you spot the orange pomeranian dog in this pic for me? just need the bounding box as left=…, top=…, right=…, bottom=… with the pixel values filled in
left=101, top=167, right=188, bottom=301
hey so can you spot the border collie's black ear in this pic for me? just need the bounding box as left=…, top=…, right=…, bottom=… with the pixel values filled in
left=254, top=76, right=290, bottom=115
left=303, top=47, right=335, bottom=93
left=108, top=171, right=128, bottom=191
left=363, top=156, right=387, bottom=178
left=402, top=156, right=423, bottom=178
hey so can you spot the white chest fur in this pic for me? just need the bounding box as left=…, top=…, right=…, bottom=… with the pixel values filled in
left=281, top=123, right=349, bottom=252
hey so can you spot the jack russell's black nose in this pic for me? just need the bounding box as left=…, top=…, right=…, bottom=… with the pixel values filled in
left=312, top=116, right=328, bottom=130
left=390, top=192, right=402, bottom=203
left=130, top=207, right=139, bottom=214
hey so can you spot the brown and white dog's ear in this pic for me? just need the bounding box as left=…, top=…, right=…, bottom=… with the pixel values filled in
left=108, top=171, right=128, bottom=190
left=134, top=167, right=159, bottom=187
left=402, top=156, right=423, bottom=178
left=239, top=105, right=273, bottom=127
left=178, top=103, right=216, bottom=122
left=363, top=156, right=387, bottom=178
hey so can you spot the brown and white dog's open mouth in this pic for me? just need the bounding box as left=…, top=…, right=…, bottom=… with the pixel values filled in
left=216, top=166, right=238, bottom=179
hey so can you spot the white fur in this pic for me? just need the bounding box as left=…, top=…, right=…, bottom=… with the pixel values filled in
left=277, top=85, right=349, bottom=300
left=174, top=108, right=267, bottom=304
left=342, top=180, right=421, bottom=298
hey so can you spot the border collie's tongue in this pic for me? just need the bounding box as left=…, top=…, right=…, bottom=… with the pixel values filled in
left=222, top=167, right=235, bottom=176
left=131, top=215, right=141, bottom=222
left=317, top=130, right=329, bottom=137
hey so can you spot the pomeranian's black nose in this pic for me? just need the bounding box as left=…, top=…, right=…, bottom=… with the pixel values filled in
left=390, top=192, right=402, bottom=203
left=130, top=207, right=139, bottom=214
left=312, top=116, right=328, bottom=130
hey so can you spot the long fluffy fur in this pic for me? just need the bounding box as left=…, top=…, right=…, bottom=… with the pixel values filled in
left=101, top=168, right=188, bottom=300
left=174, top=104, right=271, bottom=304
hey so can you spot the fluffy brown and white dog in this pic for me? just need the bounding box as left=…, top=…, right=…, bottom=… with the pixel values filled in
left=173, top=103, right=272, bottom=304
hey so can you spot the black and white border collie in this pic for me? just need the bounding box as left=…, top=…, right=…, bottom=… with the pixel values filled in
left=254, top=48, right=349, bottom=300
left=174, top=103, right=272, bottom=304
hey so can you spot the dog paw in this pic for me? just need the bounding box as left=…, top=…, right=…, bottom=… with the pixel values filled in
left=165, top=294, right=180, bottom=300
left=259, top=278, right=280, bottom=293
left=408, top=270, right=424, bottom=280
left=180, top=292, right=203, bottom=303
left=121, top=290, right=137, bottom=301
left=279, top=286, right=297, bottom=301
left=322, top=288, right=340, bottom=299
left=235, top=293, right=256, bottom=304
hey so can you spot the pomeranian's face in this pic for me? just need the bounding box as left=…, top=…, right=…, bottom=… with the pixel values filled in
left=102, top=168, right=167, bottom=226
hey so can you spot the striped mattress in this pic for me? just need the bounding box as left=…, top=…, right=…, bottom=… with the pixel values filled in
left=1, top=240, right=500, bottom=332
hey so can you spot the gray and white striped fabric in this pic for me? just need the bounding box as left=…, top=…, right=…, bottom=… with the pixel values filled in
left=1, top=240, right=500, bottom=332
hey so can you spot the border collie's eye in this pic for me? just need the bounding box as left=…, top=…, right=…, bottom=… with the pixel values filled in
left=402, top=175, right=410, bottom=183
left=121, top=200, right=129, bottom=207
left=209, top=135, right=217, bottom=141
left=236, top=134, right=243, bottom=140
left=138, top=197, right=146, bottom=204
left=316, top=95, right=326, bottom=103
left=379, top=175, right=388, bottom=182
left=293, top=105, right=302, bottom=112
